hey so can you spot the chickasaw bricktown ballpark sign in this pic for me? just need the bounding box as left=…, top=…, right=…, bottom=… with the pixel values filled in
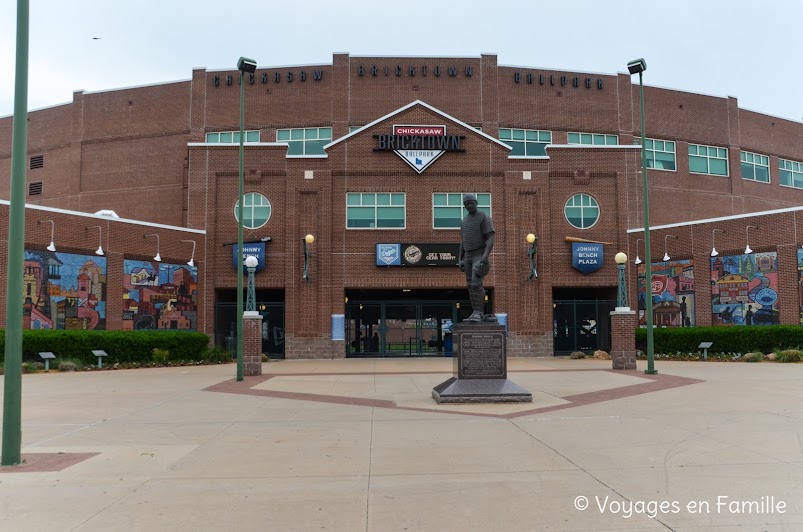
left=374, top=125, right=465, bottom=174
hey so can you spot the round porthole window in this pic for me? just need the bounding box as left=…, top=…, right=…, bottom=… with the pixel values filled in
left=564, top=193, right=599, bottom=229
left=234, top=192, right=272, bottom=229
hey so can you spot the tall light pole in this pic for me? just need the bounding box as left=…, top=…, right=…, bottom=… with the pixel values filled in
left=2, top=0, right=29, bottom=467
left=236, top=57, right=256, bottom=382
left=2, top=0, right=30, bottom=467
left=628, top=57, right=657, bottom=375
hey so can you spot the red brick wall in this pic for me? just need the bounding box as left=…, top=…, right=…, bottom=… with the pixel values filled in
left=3, top=53, right=803, bottom=357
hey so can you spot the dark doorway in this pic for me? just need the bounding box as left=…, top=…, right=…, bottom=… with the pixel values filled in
left=345, top=288, right=490, bottom=357
left=215, top=289, right=285, bottom=358
left=552, top=287, right=616, bottom=355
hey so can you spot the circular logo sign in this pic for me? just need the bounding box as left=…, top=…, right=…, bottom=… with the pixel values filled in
left=403, top=245, right=422, bottom=264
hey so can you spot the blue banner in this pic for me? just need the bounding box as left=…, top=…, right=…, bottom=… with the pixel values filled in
left=233, top=243, right=266, bottom=272
left=331, top=314, right=345, bottom=341
left=376, top=244, right=402, bottom=266
left=572, top=242, right=603, bottom=274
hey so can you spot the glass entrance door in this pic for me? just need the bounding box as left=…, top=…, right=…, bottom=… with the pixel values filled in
left=346, top=302, right=381, bottom=355
left=345, top=299, right=466, bottom=357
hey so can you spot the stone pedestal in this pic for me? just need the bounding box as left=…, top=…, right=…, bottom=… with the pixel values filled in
left=432, top=323, right=532, bottom=403
left=243, top=312, right=263, bottom=376
left=610, top=309, right=638, bottom=370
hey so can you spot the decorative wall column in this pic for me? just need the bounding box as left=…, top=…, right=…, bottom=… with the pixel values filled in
left=243, top=312, right=263, bottom=376
left=610, top=310, right=638, bottom=370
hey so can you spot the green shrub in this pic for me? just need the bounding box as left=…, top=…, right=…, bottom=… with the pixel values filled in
left=202, top=346, right=232, bottom=364
left=152, top=348, right=171, bottom=365
left=261, top=353, right=269, bottom=362
left=636, top=325, right=803, bottom=355
left=569, top=351, right=586, bottom=359
left=21, top=362, right=34, bottom=373
left=742, top=352, right=764, bottom=363
left=0, top=330, right=209, bottom=366
left=58, top=360, right=78, bottom=371
left=774, top=349, right=802, bottom=363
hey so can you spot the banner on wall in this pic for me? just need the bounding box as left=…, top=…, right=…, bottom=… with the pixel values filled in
left=232, top=242, right=266, bottom=272
left=376, top=243, right=460, bottom=266
left=571, top=243, right=603, bottom=274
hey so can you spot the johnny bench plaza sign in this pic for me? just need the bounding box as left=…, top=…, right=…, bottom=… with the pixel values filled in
left=374, top=125, right=465, bottom=173
left=572, top=242, right=604, bottom=274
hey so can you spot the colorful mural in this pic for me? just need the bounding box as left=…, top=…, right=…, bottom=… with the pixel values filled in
left=637, top=259, right=696, bottom=327
left=123, top=260, right=198, bottom=330
left=711, top=252, right=778, bottom=326
left=23, top=250, right=107, bottom=330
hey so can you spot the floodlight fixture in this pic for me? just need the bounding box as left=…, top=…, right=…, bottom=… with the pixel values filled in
left=237, top=57, right=257, bottom=73
left=627, top=58, right=647, bottom=75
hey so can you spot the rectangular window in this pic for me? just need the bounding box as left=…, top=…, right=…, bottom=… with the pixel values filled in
left=432, top=193, right=492, bottom=229
left=633, top=138, right=676, bottom=171
left=277, top=127, right=332, bottom=156
left=346, top=192, right=405, bottom=229
left=780, top=158, right=803, bottom=189
left=567, top=132, right=618, bottom=146
left=205, top=130, right=260, bottom=144
left=349, top=126, right=363, bottom=133
left=499, top=128, right=552, bottom=157
left=689, top=143, right=728, bottom=176
left=740, top=151, right=770, bottom=183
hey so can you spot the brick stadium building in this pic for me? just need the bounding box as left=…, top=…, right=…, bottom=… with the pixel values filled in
left=2, top=53, right=803, bottom=358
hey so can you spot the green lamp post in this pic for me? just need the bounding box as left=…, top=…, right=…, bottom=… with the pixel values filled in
left=627, top=57, right=657, bottom=375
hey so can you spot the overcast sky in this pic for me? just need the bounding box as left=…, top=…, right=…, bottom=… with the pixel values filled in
left=1, top=0, right=801, bottom=122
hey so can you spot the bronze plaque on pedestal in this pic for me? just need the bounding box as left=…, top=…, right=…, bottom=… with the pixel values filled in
left=454, top=324, right=506, bottom=379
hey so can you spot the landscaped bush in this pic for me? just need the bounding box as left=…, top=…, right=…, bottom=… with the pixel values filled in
left=569, top=351, right=586, bottom=359
left=151, top=348, right=171, bottom=365
left=774, top=349, right=802, bottom=363
left=742, top=352, right=764, bottom=363
left=58, top=360, right=78, bottom=372
left=202, top=346, right=233, bottom=364
left=635, top=325, right=803, bottom=355
left=0, top=330, right=210, bottom=366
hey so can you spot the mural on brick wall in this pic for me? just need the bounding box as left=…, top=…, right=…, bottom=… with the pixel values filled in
left=711, top=252, right=778, bottom=326
left=23, top=250, right=107, bottom=330
left=637, top=259, right=696, bottom=327
left=123, top=260, right=198, bottom=330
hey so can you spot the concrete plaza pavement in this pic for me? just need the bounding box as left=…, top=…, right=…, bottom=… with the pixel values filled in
left=1, top=357, right=803, bottom=531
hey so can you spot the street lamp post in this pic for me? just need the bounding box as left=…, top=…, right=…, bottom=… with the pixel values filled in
left=2, top=0, right=30, bottom=467
left=235, top=56, right=256, bottom=382
left=526, top=233, right=538, bottom=281
left=245, top=255, right=258, bottom=312
left=615, top=252, right=628, bottom=309
left=628, top=57, right=656, bottom=375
